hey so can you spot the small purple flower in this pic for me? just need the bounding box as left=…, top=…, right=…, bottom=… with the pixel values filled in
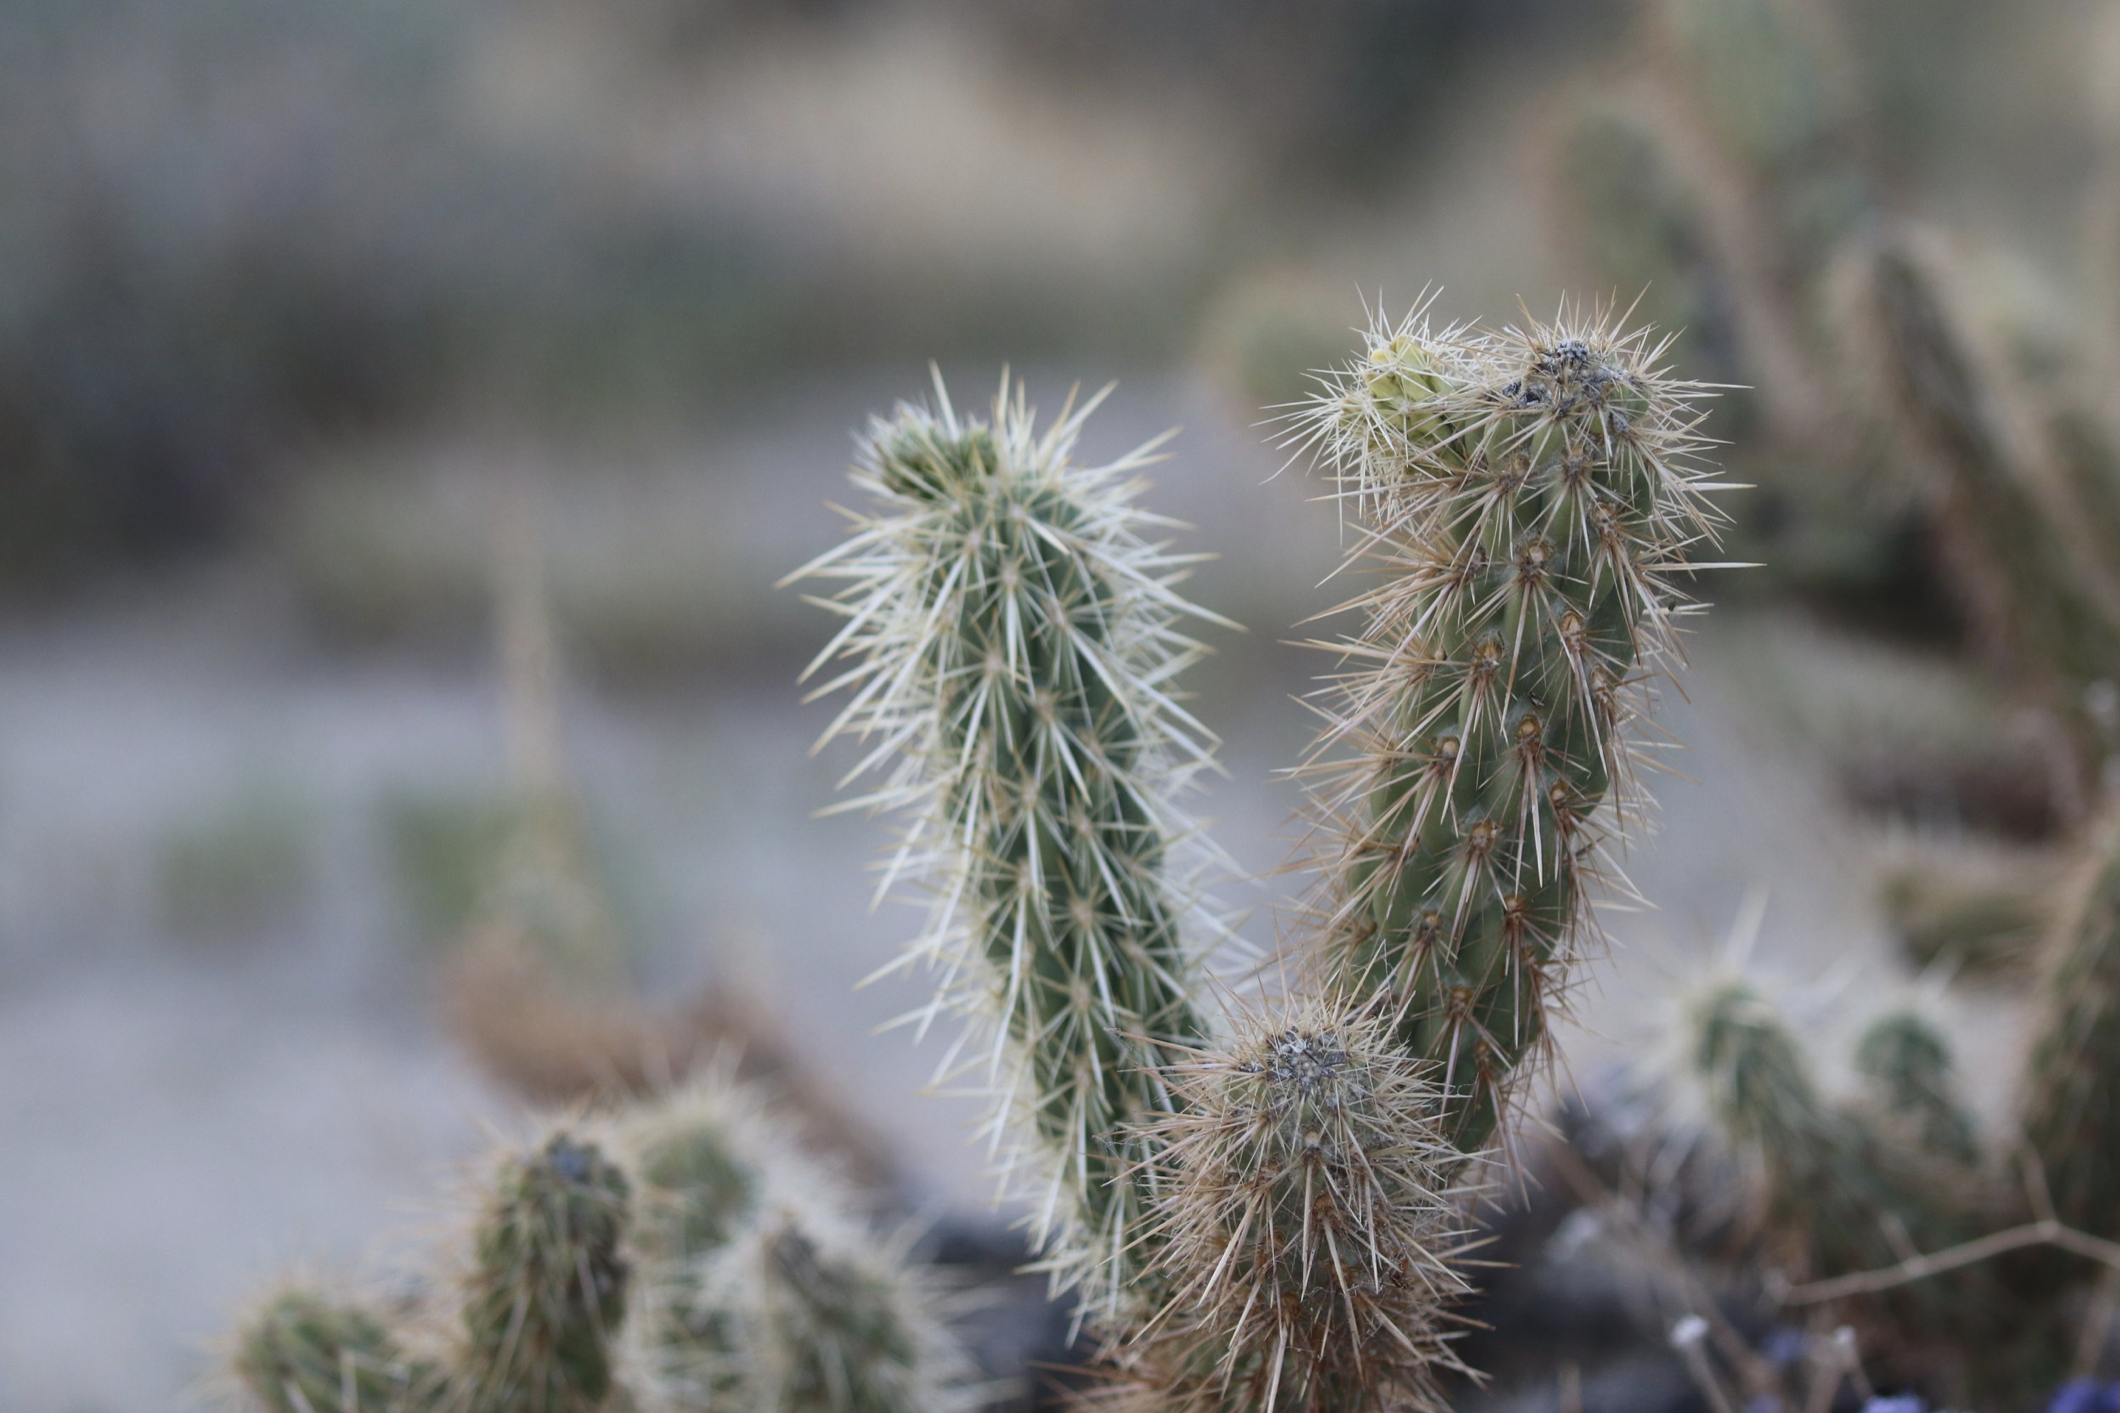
left=2049, top=1376, right=2120, bottom=1413
left=1864, top=1395, right=1925, bottom=1413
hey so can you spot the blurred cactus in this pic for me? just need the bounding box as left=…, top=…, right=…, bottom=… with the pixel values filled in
left=1295, top=302, right=1727, bottom=1155
left=1553, top=98, right=1738, bottom=386
left=453, top=1133, right=633, bottom=1412
left=682, top=1218, right=962, bottom=1413
left=226, top=1081, right=968, bottom=1414
left=1854, top=1006, right=1979, bottom=1169
left=1682, top=979, right=1911, bottom=1279
left=1851, top=230, right=2120, bottom=772
left=792, top=372, right=1227, bottom=1312
left=1878, top=847, right=2052, bottom=977
left=1122, top=996, right=1472, bottom=1412
left=231, top=1289, right=433, bottom=1413
left=2024, top=812, right=2120, bottom=1242
left=616, top=1077, right=968, bottom=1412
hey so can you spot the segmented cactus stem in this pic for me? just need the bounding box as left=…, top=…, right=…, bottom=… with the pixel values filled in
left=230, top=1289, right=433, bottom=1413
left=793, top=371, right=1229, bottom=1310
left=1121, top=995, right=1473, bottom=1413
left=1854, top=231, right=2120, bottom=724
left=1854, top=1006, right=1978, bottom=1168
left=613, top=1071, right=970, bottom=1412
left=1295, top=300, right=1729, bottom=1157
left=454, top=1132, right=632, bottom=1412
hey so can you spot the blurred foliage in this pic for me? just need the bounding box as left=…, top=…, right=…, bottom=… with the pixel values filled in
left=378, top=788, right=522, bottom=949
left=154, top=784, right=315, bottom=938
left=0, top=0, right=1608, bottom=600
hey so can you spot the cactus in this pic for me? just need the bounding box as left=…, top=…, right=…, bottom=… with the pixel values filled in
left=1852, top=230, right=2120, bottom=746
left=1682, top=978, right=1903, bottom=1278
left=792, top=372, right=1227, bottom=1311
left=1853, top=1006, right=1979, bottom=1169
left=1675, top=973, right=1992, bottom=1374
left=1878, top=850, right=2051, bottom=977
left=1295, top=301, right=1727, bottom=1156
left=2024, top=811, right=2120, bottom=1242
left=230, top=1289, right=434, bottom=1413
left=453, top=1132, right=633, bottom=1412
left=612, top=1072, right=972, bottom=1413
left=1553, top=100, right=1737, bottom=386
left=1121, top=996, right=1472, bottom=1412
left=677, top=1217, right=963, bottom=1413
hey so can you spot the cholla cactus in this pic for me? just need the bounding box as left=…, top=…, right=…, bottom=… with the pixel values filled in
left=1681, top=979, right=1906, bottom=1278
left=683, top=1216, right=965, bottom=1413
left=1853, top=1005, right=1979, bottom=1168
left=1121, top=996, right=1473, bottom=1412
left=614, top=1074, right=970, bottom=1412
left=229, top=1289, right=433, bottom=1413
left=1296, top=301, right=1727, bottom=1156
left=1677, top=975, right=1983, bottom=1308
left=453, top=1132, right=633, bottom=1412
left=2023, top=811, right=2120, bottom=1241
left=791, top=372, right=1228, bottom=1309
left=1852, top=230, right=2120, bottom=749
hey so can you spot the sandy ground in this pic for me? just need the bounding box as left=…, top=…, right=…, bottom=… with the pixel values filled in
left=0, top=375, right=2025, bottom=1410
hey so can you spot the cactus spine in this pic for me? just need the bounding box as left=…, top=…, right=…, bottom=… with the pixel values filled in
left=1298, top=303, right=1725, bottom=1155
left=794, top=372, right=1225, bottom=1309
left=2024, top=812, right=2120, bottom=1241
left=1125, top=997, right=1471, bottom=1412
left=453, top=1133, right=633, bottom=1412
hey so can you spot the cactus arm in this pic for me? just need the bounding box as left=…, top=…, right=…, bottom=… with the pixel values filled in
left=794, top=373, right=1227, bottom=1310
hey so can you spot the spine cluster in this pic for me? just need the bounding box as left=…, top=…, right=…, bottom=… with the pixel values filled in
left=793, top=373, right=1226, bottom=1308
left=1297, top=304, right=1726, bottom=1154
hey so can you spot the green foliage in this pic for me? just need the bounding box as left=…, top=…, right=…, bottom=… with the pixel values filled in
left=794, top=373, right=1228, bottom=1312
left=1297, top=303, right=1725, bottom=1155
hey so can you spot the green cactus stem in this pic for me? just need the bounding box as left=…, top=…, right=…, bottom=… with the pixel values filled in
left=231, top=1289, right=432, bottom=1413
left=1298, top=302, right=1729, bottom=1157
left=1124, top=996, right=1472, bottom=1413
left=792, top=372, right=1228, bottom=1311
left=1854, top=1006, right=1979, bottom=1168
left=454, top=1132, right=632, bottom=1412
left=614, top=1075, right=971, bottom=1412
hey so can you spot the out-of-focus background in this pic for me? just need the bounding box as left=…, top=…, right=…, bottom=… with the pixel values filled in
left=4, top=1, right=2118, bottom=1407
